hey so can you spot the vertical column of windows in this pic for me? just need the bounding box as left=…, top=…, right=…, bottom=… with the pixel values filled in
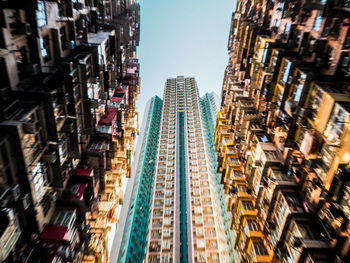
left=147, top=81, right=176, bottom=263
left=185, top=79, right=225, bottom=262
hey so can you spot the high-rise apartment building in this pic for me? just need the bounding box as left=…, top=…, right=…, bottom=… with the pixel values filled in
left=116, top=76, right=234, bottom=263
left=0, top=1, right=140, bottom=262
left=215, top=1, right=350, bottom=263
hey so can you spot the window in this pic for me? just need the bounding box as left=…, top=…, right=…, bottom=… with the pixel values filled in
left=32, top=162, right=48, bottom=201
left=40, top=36, right=51, bottom=62
left=242, top=201, right=253, bottom=210
left=284, top=23, right=291, bottom=34
left=286, top=223, right=303, bottom=261
left=324, top=104, right=347, bottom=144
left=237, top=185, right=247, bottom=193
left=313, top=11, right=323, bottom=31
left=293, top=84, right=303, bottom=102
left=262, top=43, right=269, bottom=63
left=275, top=195, right=287, bottom=226
left=253, top=242, right=267, bottom=256
left=41, top=195, right=51, bottom=216
left=60, top=26, right=68, bottom=50
left=275, top=19, right=281, bottom=27
left=37, top=1, right=46, bottom=27
left=265, top=150, right=279, bottom=160
left=282, top=61, right=292, bottom=83
left=246, top=220, right=259, bottom=231
left=308, top=85, right=324, bottom=121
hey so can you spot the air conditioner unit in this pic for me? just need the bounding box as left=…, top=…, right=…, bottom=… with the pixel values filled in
left=43, top=151, right=57, bottom=164
left=100, top=92, right=108, bottom=100
left=51, top=192, right=58, bottom=202
left=22, top=194, right=31, bottom=210
left=12, top=185, right=21, bottom=201
left=90, top=77, right=99, bottom=84
left=90, top=99, right=100, bottom=108
left=22, top=121, right=37, bottom=134
left=62, top=122, right=75, bottom=133
left=299, top=47, right=304, bottom=55
left=63, top=40, right=75, bottom=50
left=315, top=57, right=322, bottom=67
left=341, top=56, right=350, bottom=67
left=322, top=27, right=330, bottom=36
left=57, top=246, right=70, bottom=259
left=7, top=209, right=15, bottom=221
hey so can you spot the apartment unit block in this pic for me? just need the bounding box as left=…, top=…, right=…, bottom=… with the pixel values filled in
left=0, top=0, right=140, bottom=262
left=116, top=77, right=234, bottom=263
left=215, top=1, right=350, bottom=263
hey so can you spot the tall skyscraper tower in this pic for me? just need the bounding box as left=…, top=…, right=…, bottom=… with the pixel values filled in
left=116, top=76, right=234, bottom=263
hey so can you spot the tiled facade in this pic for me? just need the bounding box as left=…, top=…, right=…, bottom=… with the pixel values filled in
left=215, top=1, right=350, bottom=263
left=0, top=0, right=140, bottom=262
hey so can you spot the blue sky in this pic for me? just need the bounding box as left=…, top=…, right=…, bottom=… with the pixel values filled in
left=137, top=0, right=236, bottom=121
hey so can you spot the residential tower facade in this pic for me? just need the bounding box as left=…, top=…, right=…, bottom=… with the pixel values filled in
left=117, top=76, right=234, bottom=263
left=215, top=1, right=350, bottom=263
left=0, top=0, right=140, bottom=262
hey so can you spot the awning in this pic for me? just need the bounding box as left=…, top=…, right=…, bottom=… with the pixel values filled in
left=74, top=168, right=94, bottom=177
left=98, top=110, right=117, bottom=126
left=41, top=225, right=70, bottom=242
left=111, top=97, right=123, bottom=102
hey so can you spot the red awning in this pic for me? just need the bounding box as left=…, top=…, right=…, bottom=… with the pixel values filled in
left=111, top=97, right=123, bottom=102
left=114, top=89, right=127, bottom=98
left=73, top=168, right=93, bottom=177
left=98, top=110, right=117, bottom=125
left=114, top=89, right=127, bottom=94
left=41, top=225, right=70, bottom=242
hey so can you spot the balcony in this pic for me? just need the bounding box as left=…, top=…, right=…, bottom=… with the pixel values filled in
left=41, top=219, right=79, bottom=260
left=307, top=83, right=350, bottom=134
left=164, top=208, right=172, bottom=217
left=206, top=240, right=218, bottom=250
left=318, top=200, right=350, bottom=243
left=153, top=209, right=163, bottom=218
left=0, top=209, right=21, bottom=262
left=151, top=230, right=162, bottom=240
left=162, top=240, right=172, bottom=251
left=149, top=242, right=161, bottom=253
left=246, top=240, right=271, bottom=263
left=152, top=220, right=162, bottom=228
left=196, top=251, right=207, bottom=262
left=234, top=200, right=258, bottom=226
left=267, top=191, right=304, bottom=248
left=204, top=216, right=215, bottom=226
left=323, top=102, right=350, bottom=147
left=148, top=255, right=160, bottom=263
left=72, top=168, right=99, bottom=198
left=277, top=218, right=330, bottom=263
left=258, top=168, right=296, bottom=222
left=154, top=200, right=163, bottom=208
left=161, top=253, right=172, bottom=263
left=238, top=217, right=265, bottom=250
left=62, top=180, right=94, bottom=210
left=96, top=109, right=118, bottom=136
